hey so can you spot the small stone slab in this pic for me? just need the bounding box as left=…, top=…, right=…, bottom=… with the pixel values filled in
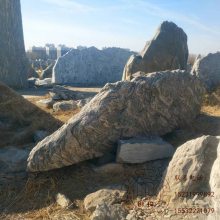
left=116, top=137, right=174, bottom=164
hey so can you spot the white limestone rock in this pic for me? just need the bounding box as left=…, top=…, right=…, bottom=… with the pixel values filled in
left=116, top=137, right=174, bottom=164
left=52, top=47, right=134, bottom=86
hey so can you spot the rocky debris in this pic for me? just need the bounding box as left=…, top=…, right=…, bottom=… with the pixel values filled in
left=122, top=21, right=188, bottom=80
left=28, top=66, right=38, bottom=78
left=52, top=47, right=134, bottom=86
left=0, top=0, right=29, bottom=88
left=158, top=135, right=220, bottom=213
left=33, top=130, right=49, bottom=143
left=36, top=98, right=55, bottom=108
left=53, top=100, right=78, bottom=112
left=40, top=62, right=55, bottom=79
left=50, top=85, right=79, bottom=100
left=77, top=97, right=93, bottom=108
left=27, top=70, right=204, bottom=172
left=191, top=52, right=220, bottom=91
left=84, top=188, right=126, bottom=212
left=116, top=137, right=174, bottom=163
left=0, top=146, right=30, bottom=173
left=56, top=193, right=71, bottom=208
left=35, top=78, right=53, bottom=88
left=93, top=163, right=124, bottom=175
left=91, top=203, right=128, bottom=220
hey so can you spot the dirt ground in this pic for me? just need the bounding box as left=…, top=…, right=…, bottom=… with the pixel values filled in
left=0, top=86, right=220, bottom=220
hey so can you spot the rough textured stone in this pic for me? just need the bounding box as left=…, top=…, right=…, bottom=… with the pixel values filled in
left=91, top=203, right=128, bottom=220
left=53, top=100, right=78, bottom=112
left=0, top=0, right=29, bottom=88
left=50, top=85, right=78, bottom=100
left=77, top=97, right=93, bottom=108
left=122, top=21, right=188, bottom=80
left=27, top=70, right=204, bottom=172
left=93, top=163, right=124, bottom=175
left=52, top=47, right=134, bottom=86
left=35, top=78, right=53, bottom=88
left=191, top=52, right=220, bottom=91
left=84, top=188, right=126, bottom=212
left=116, top=137, right=174, bottom=163
left=158, top=135, right=220, bottom=209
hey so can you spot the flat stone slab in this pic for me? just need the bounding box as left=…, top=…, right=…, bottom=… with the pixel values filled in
left=116, top=137, right=174, bottom=163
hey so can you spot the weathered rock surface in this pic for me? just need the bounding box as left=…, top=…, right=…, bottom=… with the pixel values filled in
left=84, top=188, right=126, bottom=212
left=122, top=21, right=188, bottom=80
left=91, top=203, right=128, bottom=220
left=158, top=135, right=220, bottom=216
left=93, top=163, right=124, bottom=175
left=191, top=52, right=220, bottom=91
left=35, top=78, right=53, bottom=88
left=116, top=137, right=174, bottom=163
left=52, top=47, right=134, bottom=86
left=50, top=85, right=78, bottom=100
left=77, top=97, right=93, bottom=108
left=27, top=70, right=204, bottom=172
left=0, top=0, right=29, bottom=88
left=53, top=100, right=78, bottom=112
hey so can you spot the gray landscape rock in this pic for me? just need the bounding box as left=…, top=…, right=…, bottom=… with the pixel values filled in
left=0, top=0, right=29, bottom=88
left=27, top=70, right=204, bottom=172
left=122, top=21, right=188, bottom=80
left=52, top=47, right=134, bottom=86
left=53, top=100, right=78, bottom=112
left=191, top=52, right=220, bottom=91
left=158, top=135, right=220, bottom=209
left=50, top=85, right=78, bottom=100
left=91, top=203, right=128, bottom=220
left=116, top=137, right=174, bottom=163
left=36, top=98, right=55, bottom=108
left=84, top=188, right=126, bottom=212
left=35, top=78, right=53, bottom=88
left=0, top=146, right=30, bottom=173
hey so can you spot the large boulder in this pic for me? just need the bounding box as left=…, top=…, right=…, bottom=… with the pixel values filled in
left=191, top=52, right=220, bottom=91
left=52, top=47, right=134, bottom=86
left=0, top=0, right=29, bottom=88
left=122, top=21, right=188, bottom=80
left=27, top=70, right=204, bottom=172
left=158, top=135, right=220, bottom=219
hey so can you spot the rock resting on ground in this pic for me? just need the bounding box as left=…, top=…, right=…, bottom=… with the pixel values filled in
left=27, top=70, right=205, bottom=172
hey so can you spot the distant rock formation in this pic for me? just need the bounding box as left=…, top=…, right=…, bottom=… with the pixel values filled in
left=27, top=70, right=204, bottom=172
left=122, top=21, right=188, bottom=80
left=191, top=52, right=220, bottom=91
left=0, top=0, right=28, bottom=88
left=52, top=47, right=134, bottom=86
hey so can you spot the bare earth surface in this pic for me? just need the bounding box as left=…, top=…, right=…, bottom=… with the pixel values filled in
left=0, top=86, right=219, bottom=220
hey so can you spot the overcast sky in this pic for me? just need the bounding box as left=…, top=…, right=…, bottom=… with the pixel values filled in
left=20, top=0, right=220, bottom=55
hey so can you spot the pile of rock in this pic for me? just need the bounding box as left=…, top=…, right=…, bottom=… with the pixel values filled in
left=27, top=70, right=204, bottom=172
